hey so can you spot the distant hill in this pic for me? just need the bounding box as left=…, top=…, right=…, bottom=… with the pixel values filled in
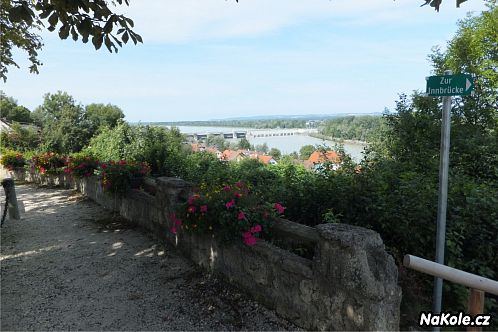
left=140, top=113, right=383, bottom=127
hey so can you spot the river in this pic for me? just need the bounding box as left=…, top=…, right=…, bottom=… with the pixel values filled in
left=161, top=125, right=367, bottom=162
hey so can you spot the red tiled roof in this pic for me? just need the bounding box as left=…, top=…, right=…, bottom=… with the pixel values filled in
left=222, top=150, right=246, bottom=161
left=257, top=155, right=274, bottom=164
left=307, top=151, right=340, bottom=164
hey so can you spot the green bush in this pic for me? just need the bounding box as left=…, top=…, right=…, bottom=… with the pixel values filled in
left=97, top=160, right=151, bottom=194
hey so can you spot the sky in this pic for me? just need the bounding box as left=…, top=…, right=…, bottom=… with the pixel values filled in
left=1, top=0, right=489, bottom=122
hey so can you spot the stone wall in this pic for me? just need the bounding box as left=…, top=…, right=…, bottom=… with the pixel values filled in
left=4, top=169, right=401, bottom=331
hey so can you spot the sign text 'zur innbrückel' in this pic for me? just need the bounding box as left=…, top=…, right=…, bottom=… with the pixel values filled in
left=426, top=73, right=474, bottom=96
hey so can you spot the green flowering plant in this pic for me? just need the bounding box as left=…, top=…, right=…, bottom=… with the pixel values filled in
left=97, top=160, right=151, bottom=194
left=64, top=153, right=99, bottom=178
left=0, top=150, right=26, bottom=170
left=171, top=181, right=286, bottom=246
left=31, top=152, right=66, bottom=175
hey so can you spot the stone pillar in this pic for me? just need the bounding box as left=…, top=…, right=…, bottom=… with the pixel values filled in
left=313, top=223, right=401, bottom=330
left=1, top=178, right=21, bottom=220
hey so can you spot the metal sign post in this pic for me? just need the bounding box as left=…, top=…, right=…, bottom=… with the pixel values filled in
left=424, top=70, right=474, bottom=331
left=432, top=70, right=453, bottom=320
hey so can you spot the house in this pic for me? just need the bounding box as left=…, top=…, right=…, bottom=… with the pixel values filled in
left=306, top=150, right=341, bottom=171
left=221, top=150, right=248, bottom=162
left=257, top=155, right=277, bottom=165
left=206, top=147, right=223, bottom=159
left=191, top=143, right=209, bottom=152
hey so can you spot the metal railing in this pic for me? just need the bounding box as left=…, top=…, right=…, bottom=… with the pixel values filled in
left=404, top=254, right=498, bottom=332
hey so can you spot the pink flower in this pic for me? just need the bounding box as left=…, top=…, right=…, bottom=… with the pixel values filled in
left=187, top=194, right=200, bottom=205
left=250, top=224, right=262, bottom=233
left=169, top=213, right=182, bottom=226
left=235, top=181, right=243, bottom=188
left=223, top=185, right=231, bottom=192
left=234, top=192, right=241, bottom=199
left=170, top=226, right=177, bottom=235
left=187, top=206, right=197, bottom=214
left=238, top=211, right=246, bottom=220
left=274, top=203, right=285, bottom=214
left=225, top=199, right=235, bottom=209
left=243, top=236, right=257, bottom=246
left=200, top=205, right=208, bottom=213
left=242, top=231, right=252, bottom=239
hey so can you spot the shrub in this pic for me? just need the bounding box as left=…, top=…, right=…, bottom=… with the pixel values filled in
left=64, top=153, right=99, bottom=177
left=172, top=181, right=285, bottom=246
left=0, top=150, right=26, bottom=170
left=31, top=152, right=66, bottom=175
left=97, top=160, right=150, bottom=194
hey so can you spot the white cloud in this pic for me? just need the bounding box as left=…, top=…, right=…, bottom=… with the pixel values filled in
left=118, top=0, right=487, bottom=43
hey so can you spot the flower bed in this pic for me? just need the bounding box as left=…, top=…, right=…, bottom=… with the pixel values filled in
left=31, top=152, right=66, bottom=175
left=0, top=150, right=26, bottom=171
left=64, top=153, right=99, bottom=178
left=173, top=181, right=285, bottom=246
left=97, top=160, right=151, bottom=194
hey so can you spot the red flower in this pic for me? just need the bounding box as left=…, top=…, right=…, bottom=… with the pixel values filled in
left=238, top=211, right=246, bottom=220
left=225, top=199, right=235, bottom=209
left=223, top=185, right=231, bottom=192
left=250, top=224, right=262, bottom=233
left=200, top=205, right=208, bottom=213
left=187, top=206, right=197, bottom=214
left=274, top=203, right=285, bottom=214
left=235, top=181, right=243, bottom=188
left=243, top=236, right=257, bottom=246
left=170, top=226, right=177, bottom=235
left=234, top=192, right=241, bottom=199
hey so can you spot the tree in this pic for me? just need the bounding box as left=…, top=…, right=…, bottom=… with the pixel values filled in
left=0, top=0, right=142, bottom=81
left=237, top=138, right=251, bottom=150
left=0, top=91, right=32, bottom=123
left=255, top=143, right=269, bottom=153
left=269, top=148, right=282, bottom=160
left=0, top=122, right=40, bottom=151
left=365, top=4, right=498, bottom=323
left=299, top=145, right=315, bottom=160
left=86, top=103, right=124, bottom=130
left=32, top=91, right=93, bottom=153
left=206, top=135, right=228, bottom=151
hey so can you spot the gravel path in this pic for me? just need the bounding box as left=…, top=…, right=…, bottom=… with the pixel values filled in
left=1, top=184, right=298, bottom=331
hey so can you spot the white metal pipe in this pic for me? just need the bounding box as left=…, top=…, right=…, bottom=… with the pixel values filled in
left=404, top=254, right=498, bottom=296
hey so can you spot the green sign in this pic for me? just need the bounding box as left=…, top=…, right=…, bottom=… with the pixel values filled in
left=426, top=74, right=474, bottom=96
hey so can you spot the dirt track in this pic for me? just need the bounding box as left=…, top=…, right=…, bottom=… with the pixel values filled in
left=0, top=184, right=298, bottom=331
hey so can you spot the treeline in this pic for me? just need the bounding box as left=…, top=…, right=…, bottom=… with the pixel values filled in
left=320, top=115, right=386, bottom=142
left=152, top=119, right=308, bottom=129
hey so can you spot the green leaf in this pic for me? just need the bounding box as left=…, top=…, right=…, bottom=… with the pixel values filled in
left=71, top=27, right=78, bottom=41
left=92, top=35, right=103, bottom=50
left=122, top=31, right=129, bottom=44
left=59, top=25, right=70, bottom=40
left=104, top=35, right=114, bottom=52
left=103, top=19, right=113, bottom=34
left=48, top=13, right=58, bottom=27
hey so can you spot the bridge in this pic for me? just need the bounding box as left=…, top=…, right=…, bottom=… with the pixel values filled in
left=186, top=128, right=319, bottom=140
left=247, top=128, right=318, bottom=138
left=187, top=131, right=247, bottom=140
